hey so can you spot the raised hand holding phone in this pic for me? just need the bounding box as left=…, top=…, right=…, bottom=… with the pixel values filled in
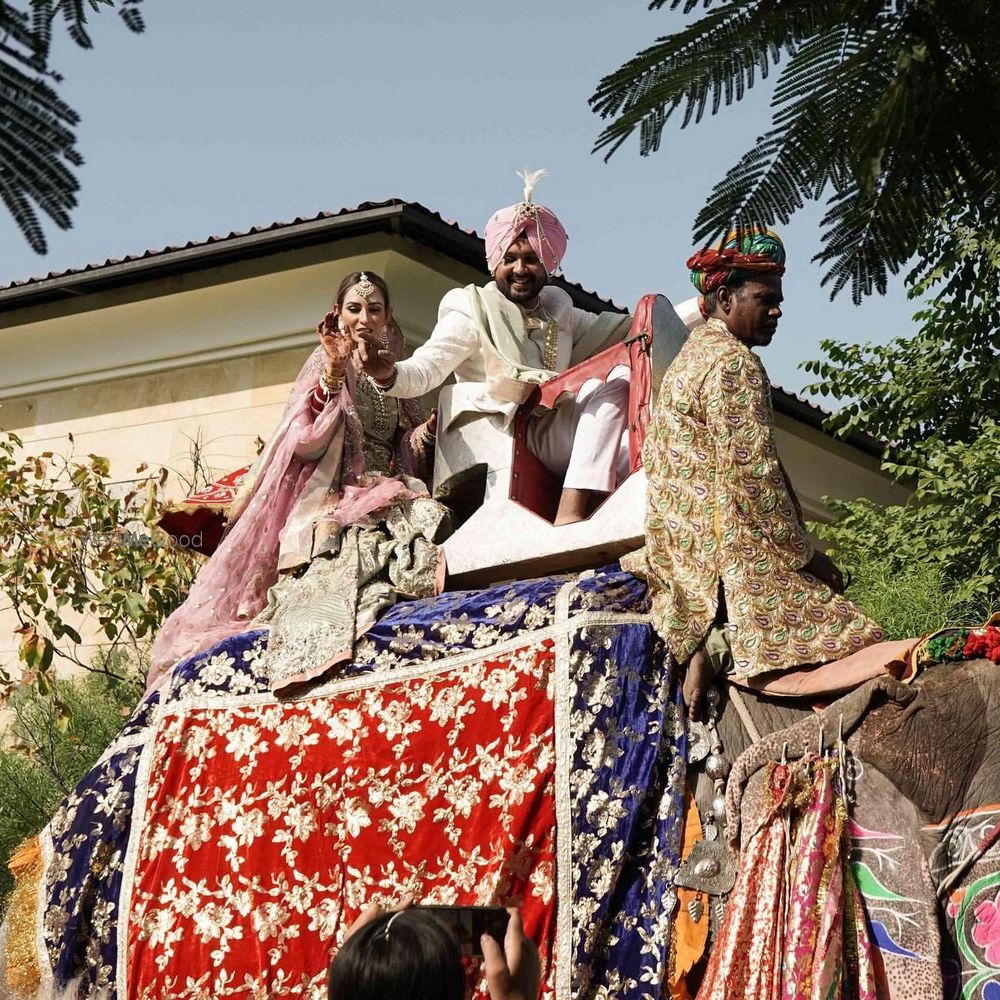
left=480, top=908, right=541, bottom=1000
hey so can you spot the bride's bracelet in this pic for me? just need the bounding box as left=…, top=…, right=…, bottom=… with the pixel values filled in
left=321, top=369, right=344, bottom=395
left=412, top=421, right=437, bottom=451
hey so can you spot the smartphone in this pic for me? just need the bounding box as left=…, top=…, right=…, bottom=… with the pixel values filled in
left=413, top=904, right=510, bottom=957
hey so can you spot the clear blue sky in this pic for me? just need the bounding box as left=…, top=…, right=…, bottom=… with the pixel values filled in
left=0, top=0, right=916, bottom=394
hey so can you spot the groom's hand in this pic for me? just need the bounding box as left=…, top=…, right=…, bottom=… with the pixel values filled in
left=353, top=329, right=397, bottom=383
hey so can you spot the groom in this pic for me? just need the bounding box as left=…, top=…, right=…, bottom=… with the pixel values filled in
left=356, top=174, right=632, bottom=524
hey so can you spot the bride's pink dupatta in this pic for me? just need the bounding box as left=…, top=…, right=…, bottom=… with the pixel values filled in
left=146, top=347, right=344, bottom=690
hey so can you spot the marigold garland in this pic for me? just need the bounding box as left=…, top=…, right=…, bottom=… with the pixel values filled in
left=924, top=625, right=1000, bottom=665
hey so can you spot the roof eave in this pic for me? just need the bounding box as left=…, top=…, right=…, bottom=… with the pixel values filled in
left=0, top=202, right=415, bottom=312
left=0, top=200, right=624, bottom=317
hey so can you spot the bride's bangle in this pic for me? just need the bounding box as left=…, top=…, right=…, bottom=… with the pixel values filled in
left=413, top=421, right=437, bottom=450
left=321, top=369, right=344, bottom=394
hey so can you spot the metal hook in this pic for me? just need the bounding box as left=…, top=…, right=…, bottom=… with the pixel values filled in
left=818, top=727, right=825, bottom=758
left=622, top=331, right=651, bottom=349
left=780, top=740, right=788, bottom=765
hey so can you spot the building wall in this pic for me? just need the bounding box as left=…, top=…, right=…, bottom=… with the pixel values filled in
left=0, top=235, right=906, bottom=674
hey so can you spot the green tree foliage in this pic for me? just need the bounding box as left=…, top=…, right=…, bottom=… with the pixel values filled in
left=0, top=430, right=200, bottom=706
left=591, top=0, right=1000, bottom=302
left=804, top=209, right=1000, bottom=451
left=0, top=665, right=142, bottom=913
left=805, top=211, right=1000, bottom=605
left=0, top=0, right=145, bottom=253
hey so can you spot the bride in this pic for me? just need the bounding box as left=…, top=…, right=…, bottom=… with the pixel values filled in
left=147, top=270, right=448, bottom=693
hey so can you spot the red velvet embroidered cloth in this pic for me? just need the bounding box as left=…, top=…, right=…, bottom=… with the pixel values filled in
left=125, top=643, right=557, bottom=998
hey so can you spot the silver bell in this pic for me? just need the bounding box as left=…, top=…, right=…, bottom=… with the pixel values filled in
left=705, top=753, right=730, bottom=780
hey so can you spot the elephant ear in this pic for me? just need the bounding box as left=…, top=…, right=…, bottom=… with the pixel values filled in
left=854, top=660, right=991, bottom=825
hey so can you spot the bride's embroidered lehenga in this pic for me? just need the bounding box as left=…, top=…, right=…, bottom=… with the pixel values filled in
left=148, top=327, right=448, bottom=694
left=258, top=360, right=448, bottom=692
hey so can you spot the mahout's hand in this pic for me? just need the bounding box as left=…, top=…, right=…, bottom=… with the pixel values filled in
left=481, top=908, right=541, bottom=1000
left=804, top=550, right=846, bottom=594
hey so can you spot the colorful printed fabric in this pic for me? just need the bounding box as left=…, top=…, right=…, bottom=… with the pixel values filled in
left=3, top=567, right=686, bottom=1000
left=929, top=801, right=1000, bottom=1000
left=698, top=755, right=879, bottom=999
left=643, top=319, right=884, bottom=677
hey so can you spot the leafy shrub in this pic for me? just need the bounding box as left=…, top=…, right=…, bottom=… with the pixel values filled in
left=812, top=484, right=998, bottom=641
left=805, top=212, right=1000, bottom=614
left=0, top=667, right=142, bottom=913
left=0, top=430, right=200, bottom=703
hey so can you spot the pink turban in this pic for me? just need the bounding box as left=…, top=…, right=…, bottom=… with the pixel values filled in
left=484, top=200, right=568, bottom=276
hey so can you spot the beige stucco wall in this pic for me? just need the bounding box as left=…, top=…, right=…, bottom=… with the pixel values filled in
left=773, top=414, right=907, bottom=524
left=1, top=239, right=480, bottom=480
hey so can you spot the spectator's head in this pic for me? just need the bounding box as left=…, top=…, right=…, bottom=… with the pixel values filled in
left=328, top=909, right=465, bottom=1000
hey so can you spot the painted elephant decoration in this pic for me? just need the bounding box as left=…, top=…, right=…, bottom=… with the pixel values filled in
left=692, top=658, right=1000, bottom=999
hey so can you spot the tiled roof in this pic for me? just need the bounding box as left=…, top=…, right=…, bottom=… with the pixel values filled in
left=2, top=200, right=437, bottom=291
left=0, top=198, right=627, bottom=314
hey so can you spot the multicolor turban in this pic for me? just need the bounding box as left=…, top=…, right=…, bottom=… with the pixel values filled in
left=484, top=169, right=568, bottom=276
left=687, top=227, right=786, bottom=315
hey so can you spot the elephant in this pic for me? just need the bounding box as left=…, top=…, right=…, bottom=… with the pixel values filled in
left=2, top=559, right=996, bottom=1000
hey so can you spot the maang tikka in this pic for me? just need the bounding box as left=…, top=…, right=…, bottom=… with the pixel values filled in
left=354, top=272, right=376, bottom=299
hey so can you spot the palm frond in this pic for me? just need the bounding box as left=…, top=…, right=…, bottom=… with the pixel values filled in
left=59, top=0, right=94, bottom=49
left=0, top=172, right=48, bottom=252
left=0, top=0, right=145, bottom=253
left=592, top=0, right=1000, bottom=299
left=591, top=1, right=846, bottom=158
left=118, top=0, right=143, bottom=33
left=690, top=24, right=875, bottom=244
left=1, top=3, right=39, bottom=58
left=0, top=60, right=79, bottom=250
